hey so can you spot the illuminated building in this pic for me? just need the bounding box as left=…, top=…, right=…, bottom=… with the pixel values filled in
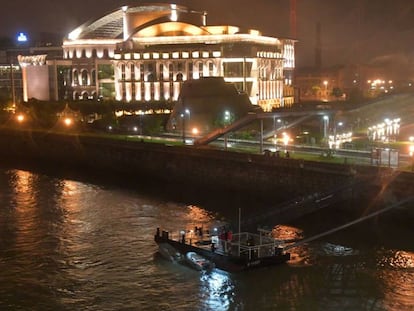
left=21, top=3, right=296, bottom=111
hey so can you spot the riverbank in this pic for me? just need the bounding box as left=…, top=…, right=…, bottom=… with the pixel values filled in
left=0, top=128, right=412, bottom=223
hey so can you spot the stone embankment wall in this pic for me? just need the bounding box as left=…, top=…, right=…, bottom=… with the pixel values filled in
left=0, top=128, right=412, bottom=201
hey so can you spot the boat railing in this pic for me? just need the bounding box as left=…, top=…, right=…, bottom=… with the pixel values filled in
left=231, top=232, right=284, bottom=259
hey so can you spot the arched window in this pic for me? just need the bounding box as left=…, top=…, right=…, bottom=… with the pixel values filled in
left=81, top=91, right=89, bottom=100
left=73, top=91, right=79, bottom=100
left=81, top=69, right=88, bottom=86
left=73, top=69, right=79, bottom=86
left=176, top=73, right=183, bottom=82
left=92, top=49, right=97, bottom=58
left=91, top=69, right=96, bottom=86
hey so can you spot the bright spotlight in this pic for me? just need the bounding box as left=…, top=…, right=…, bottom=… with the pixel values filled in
left=64, top=118, right=72, bottom=126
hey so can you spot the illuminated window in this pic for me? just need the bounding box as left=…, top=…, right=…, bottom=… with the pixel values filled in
left=182, top=52, right=189, bottom=58
left=212, top=51, right=221, bottom=57
left=192, top=51, right=199, bottom=58
left=202, top=51, right=209, bottom=58
left=162, top=53, right=169, bottom=59
left=124, top=53, right=131, bottom=60
left=153, top=52, right=160, bottom=59
left=133, top=53, right=140, bottom=59
left=143, top=53, right=150, bottom=59
left=172, top=52, right=179, bottom=59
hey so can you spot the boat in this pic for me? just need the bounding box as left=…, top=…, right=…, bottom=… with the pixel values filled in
left=185, top=252, right=215, bottom=271
left=158, top=242, right=184, bottom=263
left=154, top=227, right=290, bottom=272
left=322, top=242, right=358, bottom=256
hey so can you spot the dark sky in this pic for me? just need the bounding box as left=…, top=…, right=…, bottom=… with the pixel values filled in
left=2, top=0, right=414, bottom=67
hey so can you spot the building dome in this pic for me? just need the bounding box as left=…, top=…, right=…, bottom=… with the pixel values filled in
left=67, top=4, right=206, bottom=41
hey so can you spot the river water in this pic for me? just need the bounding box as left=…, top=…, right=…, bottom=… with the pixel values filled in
left=0, top=165, right=413, bottom=311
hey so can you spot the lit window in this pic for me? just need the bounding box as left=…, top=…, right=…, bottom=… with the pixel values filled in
left=143, top=53, right=150, bottom=59
left=212, top=51, right=221, bottom=57
left=153, top=53, right=160, bottom=59
left=114, top=54, right=121, bottom=60
left=133, top=53, right=140, bottom=59
left=172, top=52, right=179, bottom=59
left=182, top=52, right=189, bottom=58
left=192, top=51, right=199, bottom=58
left=162, top=53, right=169, bottom=59
left=202, top=51, right=209, bottom=58
left=124, top=53, right=131, bottom=60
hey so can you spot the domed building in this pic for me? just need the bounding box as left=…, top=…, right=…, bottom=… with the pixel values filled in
left=20, top=3, right=296, bottom=112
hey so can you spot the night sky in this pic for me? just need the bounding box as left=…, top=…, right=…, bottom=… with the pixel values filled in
left=2, top=0, right=414, bottom=67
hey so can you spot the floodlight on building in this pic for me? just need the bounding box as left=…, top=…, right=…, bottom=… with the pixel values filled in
left=68, top=28, right=82, bottom=40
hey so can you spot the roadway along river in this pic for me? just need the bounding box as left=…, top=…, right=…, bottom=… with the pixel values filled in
left=0, top=164, right=413, bottom=311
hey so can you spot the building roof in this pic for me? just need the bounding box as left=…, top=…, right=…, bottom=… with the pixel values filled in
left=65, top=3, right=279, bottom=45
left=67, top=4, right=204, bottom=41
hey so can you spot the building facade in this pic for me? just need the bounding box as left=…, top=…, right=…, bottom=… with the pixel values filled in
left=22, top=3, right=296, bottom=111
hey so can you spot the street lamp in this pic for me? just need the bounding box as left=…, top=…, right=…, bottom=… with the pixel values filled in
left=224, top=110, right=233, bottom=126
left=181, top=109, right=190, bottom=143
left=323, top=115, right=329, bottom=141
left=16, top=113, right=25, bottom=123
left=64, top=117, right=72, bottom=127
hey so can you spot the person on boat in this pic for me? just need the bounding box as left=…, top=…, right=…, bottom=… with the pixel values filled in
left=227, top=230, right=233, bottom=254
left=211, top=243, right=216, bottom=253
left=219, top=231, right=226, bottom=252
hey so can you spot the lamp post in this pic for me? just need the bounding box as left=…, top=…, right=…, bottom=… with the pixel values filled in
left=181, top=109, right=190, bottom=143
left=323, top=115, right=329, bottom=142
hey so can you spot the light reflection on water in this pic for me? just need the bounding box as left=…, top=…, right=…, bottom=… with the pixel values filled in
left=0, top=167, right=413, bottom=310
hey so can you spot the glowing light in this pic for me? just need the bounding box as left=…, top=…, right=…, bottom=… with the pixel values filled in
left=17, top=32, right=28, bottom=42
left=16, top=114, right=25, bottom=123
left=409, top=145, right=414, bottom=157
left=64, top=118, right=72, bottom=126
left=170, top=4, right=178, bottom=22
left=68, top=28, right=82, bottom=40
left=282, top=132, right=290, bottom=146
left=192, top=127, right=199, bottom=135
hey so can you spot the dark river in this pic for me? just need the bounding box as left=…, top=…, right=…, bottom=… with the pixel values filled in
left=0, top=164, right=413, bottom=311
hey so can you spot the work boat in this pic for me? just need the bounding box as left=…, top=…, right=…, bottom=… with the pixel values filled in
left=158, top=242, right=184, bottom=263
left=185, top=252, right=215, bottom=271
left=154, top=227, right=290, bottom=272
